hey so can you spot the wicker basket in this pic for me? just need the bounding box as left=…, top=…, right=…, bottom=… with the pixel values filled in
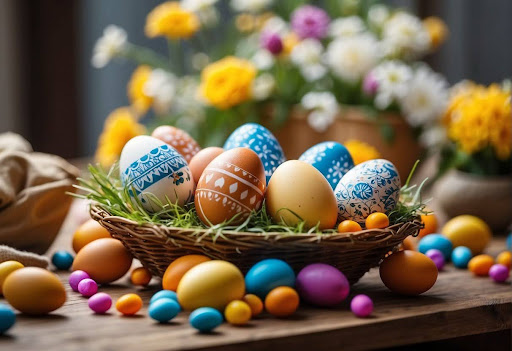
left=91, top=204, right=421, bottom=284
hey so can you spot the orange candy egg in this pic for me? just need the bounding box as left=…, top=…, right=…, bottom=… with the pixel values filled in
left=496, top=251, right=511, bottom=269
left=116, top=293, right=143, bottom=315
left=162, top=255, right=211, bottom=291
left=418, top=214, right=438, bottom=238
left=72, top=219, right=111, bottom=253
left=264, top=287, right=299, bottom=317
left=337, top=220, right=362, bottom=233
left=151, top=125, right=201, bottom=163
left=131, top=267, right=152, bottom=286
left=189, top=147, right=224, bottom=185
left=243, top=294, right=264, bottom=317
left=366, top=212, right=389, bottom=229
left=468, top=254, right=494, bottom=276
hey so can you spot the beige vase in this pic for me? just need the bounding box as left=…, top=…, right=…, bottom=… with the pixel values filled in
left=434, top=170, right=512, bottom=232
left=274, top=107, right=423, bottom=180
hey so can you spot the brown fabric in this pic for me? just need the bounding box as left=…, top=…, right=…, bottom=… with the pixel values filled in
left=0, top=133, right=79, bottom=254
left=0, top=245, right=49, bottom=267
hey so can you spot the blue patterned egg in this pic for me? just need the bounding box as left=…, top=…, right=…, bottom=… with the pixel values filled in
left=223, top=123, right=286, bottom=184
left=299, top=142, right=354, bottom=190
left=120, top=136, right=194, bottom=212
left=334, top=159, right=401, bottom=224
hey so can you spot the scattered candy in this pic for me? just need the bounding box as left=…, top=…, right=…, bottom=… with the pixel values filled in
left=489, top=264, right=509, bottom=283
left=425, top=249, right=445, bottom=271
left=350, top=294, right=373, bottom=318
left=131, top=267, right=152, bottom=286
left=88, top=292, right=112, bottom=314
left=418, top=234, right=453, bottom=260
left=242, top=294, right=263, bottom=317
left=78, top=278, right=98, bottom=297
left=148, top=298, right=181, bottom=323
left=116, top=293, right=143, bottom=316
left=468, top=255, right=494, bottom=276
left=51, top=251, right=74, bottom=270
left=0, top=261, right=24, bottom=295
left=451, top=246, right=472, bottom=269
left=337, top=220, right=362, bottom=233
left=0, top=304, right=16, bottom=334
left=296, top=263, right=349, bottom=307
left=150, top=290, right=178, bottom=304
left=189, top=307, right=223, bottom=333
left=264, top=286, right=299, bottom=317
left=69, top=270, right=91, bottom=292
left=245, top=259, right=296, bottom=299
left=365, top=212, right=389, bottom=229
left=496, top=251, right=511, bottom=269
left=224, top=300, right=252, bottom=325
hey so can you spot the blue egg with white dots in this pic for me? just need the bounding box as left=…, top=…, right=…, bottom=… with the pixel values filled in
left=245, top=259, right=295, bottom=299
left=150, top=290, right=178, bottom=305
left=299, top=142, right=354, bottom=190
left=223, top=123, right=286, bottom=184
left=51, top=250, right=74, bottom=270
left=451, top=246, right=473, bottom=269
left=0, top=304, right=16, bottom=334
left=507, top=233, right=512, bottom=252
left=418, top=234, right=453, bottom=260
left=148, top=298, right=181, bottom=323
left=189, top=307, right=223, bottom=333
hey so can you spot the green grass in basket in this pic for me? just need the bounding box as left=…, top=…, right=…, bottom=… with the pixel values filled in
left=72, top=162, right=427, bottom=235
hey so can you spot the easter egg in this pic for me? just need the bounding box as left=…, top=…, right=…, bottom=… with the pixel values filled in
left=150, top=290, right=178, bottom=304
left=402, top=236, right=416, bottom=251
left=441, top=215, right=491, bottom=255
left=68, top=270, right=90, bottom=292
left=451, top=246, right=472, bottom=268
left=264, top=287, right=299, bottom=317
left=72, top=238, right=132, bottom=284
left=295, top=263, right=349, bottom=307
left=0, top=261, right=24, bottom=295
left=78, top=278, right=98, bottom=297
left=489, top=264, right=509, bottom=283
left=425, top=249, right=445, bottom=271
left=72, top=219, right=111, bottom=253
left=379, top=250, right=438, bottom=295
left=224, top=300, right=252, bottom=325
left=418, top=234, right=453, bottom=260
left=468, top=254, right=494, bottom=276
left=507, top=233, right=512, bottom=251
left=88, top=293, right=112, bottom=314
left=163, top=255, right=211, bottom=291
left=195, top=148, right=266, bottom=226
left=350, top=294, right=373, bottom=318
left=189, top=307, right=223, bottom=333
left=51, top=250, right=74, bottom=270
left=131, top=267, right=152, bottom=286
left=243, top=294, right=263, bottom=317
left=151, top=125, right=201, bottom=163
left=223, top=123, right=286, bottom=184
left=299, top=141, right=354, bottom=190
left=116, top=293, right=143, bottom=315
left=365, top=212, right=389, bottom=229
left=418, top=213, right=438, bottom=238
left=149, top=298, right=181, bottom=323
left=0, top=304, right=16, bottom=334
left=120, top=136, right=194, bottom=212
left=3, top=267, right=66, bottom=315
left=266, top=160, right=338, bottom=230
left=245, top=259, right=295, bottom=299
left=334, top=159, right=401, bottom=224
left=338, top=220, right=362, bottom=233
left=177, top=260, right=245, bottom=311
left=189, top=147, right=224, bottom=185
left=496, top=251, right=511, bottom=269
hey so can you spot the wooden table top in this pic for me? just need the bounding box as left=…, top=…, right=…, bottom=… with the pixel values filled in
left=1, top=202, right=511, bottom=351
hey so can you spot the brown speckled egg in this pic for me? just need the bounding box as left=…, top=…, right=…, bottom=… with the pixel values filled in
left=195, top=148, right=265, bottom=226
left=189, top=147, right=224, bottom=185
left=151, top=125, right=201, bottom=163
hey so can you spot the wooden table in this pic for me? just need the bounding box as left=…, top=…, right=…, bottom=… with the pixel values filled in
left=1, top=203, right=511, bottom=351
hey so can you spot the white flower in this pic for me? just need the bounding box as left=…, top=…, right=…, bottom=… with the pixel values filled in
left=372, top=60, right=412, bottom=109
left=399, top=66, right=449, bottom=127
left=231, top=0, right=273, bottom=13
left=251, top=49, right=275, bottom=70
left=368, top=4, right=390, bottom=29
left=301, top=92, right=339, bottom=133
left=261, top=16, right=289, bottom=36
left=143, top=69, right=176, bottom=114
left=419, top=125, right=447, bottom=148
left=290, top=39, right=327, bottom=82
left=91, top=25, right=127, bottom=68
left=192, top=52, right=210, bottom=70
left=328, top=16, right=366, bottom=37
left=252, top=73, right=275, bottom=100
left=382, top=12, right=430, bottom=59
left=325, top=33, right=380, bottom=83
left=182, top=0, right=219, bottom=27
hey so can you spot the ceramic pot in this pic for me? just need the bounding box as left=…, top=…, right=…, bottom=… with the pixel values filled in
left=434, top=170, right=512, bottom=232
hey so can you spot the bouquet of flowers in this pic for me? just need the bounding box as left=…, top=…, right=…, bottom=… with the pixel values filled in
left=92, top=0, right=449, bottom=168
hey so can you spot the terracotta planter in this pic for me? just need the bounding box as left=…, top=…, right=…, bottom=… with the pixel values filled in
left=434, top=170, right=512, bottom=232
left=274, top=107, right=422, bottom=180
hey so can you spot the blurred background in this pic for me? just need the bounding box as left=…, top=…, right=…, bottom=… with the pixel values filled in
left=1, top=0, right=511, bottom=159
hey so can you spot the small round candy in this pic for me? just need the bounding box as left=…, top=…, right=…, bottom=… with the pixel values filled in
left=468, top=254, right=494, bottom=276
left=425, top=249, right=445, bottom=271
left=189, top=307, right=223, bottom=333
left=451, top=246, right=472, bottom=269
left=0, top=303, right=16, bottom=334
left=116, top=293, right=143, bottom=316
left=148, top=298, right=181, bottom=323
left=224, top=300, right=251, bottom=325
left=338, top=220, right=362, bottom=233
left=496, top=251, right=511, bottom=269
left=88, top=292, right=112, bottom=314
left=265, top=287, right=299, bottom=317
left=350, top=294, right=373, bottom=318
left=78, top=278, right=98, bottom=297
left=69, top=270, right=90, bottom=292
left=52, top=250, right=74, bottom=270
left=150, top=290, right=178, bottom=305
left=365, top=212, right=389, bottom=229
left=242, top=294, right=263, bottom=317
left=131, top=267, right=152, bottom=286
left=489, top=264, right=509, bottom=283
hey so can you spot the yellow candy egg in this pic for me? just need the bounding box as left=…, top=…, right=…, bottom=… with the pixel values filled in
left=177, top=260, right=245, bottom=311
left=224, top=300, right=252, bottom=325
left=496, top=251, right=511, bottom=269
left=243, top=294, right=263, bottom=317
left=468, top=254, right=494, bottom=276
left=441, top=215, right=491, bottom=255
left=0, top=260, right=24, bottom=295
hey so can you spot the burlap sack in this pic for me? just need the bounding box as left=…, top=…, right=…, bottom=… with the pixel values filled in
left=0, top=133, right=79, bottom=255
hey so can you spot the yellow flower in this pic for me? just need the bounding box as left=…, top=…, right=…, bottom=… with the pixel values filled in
left=344, top=140, right=382, bottom=165
left=282, top=33, right=300, bottom=56
left=235, top=14, right=256, bottom=33
left=145, top=2, right=200, bottom=40
left=128, top=65, right=153, bottom=113
left=423, top=17, right=449, bottom=49
left=95, top=108, right=147, bottom=168
left=200, top=56, right=256, bottom=110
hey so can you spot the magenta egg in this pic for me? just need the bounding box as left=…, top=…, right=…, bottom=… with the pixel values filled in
left=78, top=278, right=98, bottom=297
left=350, top=294, right=373, bottom=317
left=296, top=263, right=349, bottom=307
left=489, top=264, right=509, bottom=283
left=425, top=249, right=445, bottom=271
left=69, top=270, right=90, bottom=292
left=88, top=292, right=112, bottom=314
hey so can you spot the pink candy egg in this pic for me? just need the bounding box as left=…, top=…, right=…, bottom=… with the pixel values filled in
left=78, top=278, right=98, bottom=297
left=296, top=263, right=349, bottom=307
left=425, top=249, right=445, bottom=271
left=489, top=264, right=509, bottom=283
left=69, top=270, right=90, bottom=292
left=350, top=294, right=374, bottom=318
left=88, top=292, right=112, bottom=314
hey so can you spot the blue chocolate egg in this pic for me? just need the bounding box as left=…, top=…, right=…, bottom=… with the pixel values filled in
left=451, top=246, right=472, bottom=268
left=149, top=298, right=181, bottom=323
left=245, top=259, right=295, bottom=299
left=418, top=234, right=453, bottom=260
left=0, top=304, right=16, bottom=334
left=189, top=307, right=223, bottom=333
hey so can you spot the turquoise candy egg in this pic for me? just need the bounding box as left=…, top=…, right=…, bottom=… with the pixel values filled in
left=245, top=259, right=295, bottom=298
left=451, top=246, right=473, bottom=268
left=506, top=233, right=512, bottom=251
left=189, top=307, right=223, bottom=333
left=150, top=290, right=178, bottom=304
left=223, top=123, right=286, bottom=184
left=51, top=250, right=74, bottom=270
left=418, top=234, right=453, bottom=260
left=299, top=142, right=354, bottom=190
left=149, top=298, right=181, bottom=323
left=0, top=304, right=16, bottom=334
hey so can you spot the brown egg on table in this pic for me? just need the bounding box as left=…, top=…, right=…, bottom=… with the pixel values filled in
left=195, top=148, right=266, bottom=226
left=3, top=267, right=66, bottom=315
left=72, top=219, right=111, bottom=253
left=151, top=125, right=201, bottom=163
left=189, top=147, right=224, bottom=185
left=72, top=238, right=132, bottom=284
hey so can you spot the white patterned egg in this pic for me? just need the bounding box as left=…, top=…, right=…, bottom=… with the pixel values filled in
left=334, top=159, right=401, bottom=224
left=120, top=136, right=194, bottom=212
left=299, top=141, right=354, bottom=190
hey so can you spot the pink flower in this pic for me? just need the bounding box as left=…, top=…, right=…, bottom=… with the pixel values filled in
left=291, top=5, right=330, bottom=40
left=260, top=31, right=283, bottom=55
left=363, top=72, right=379, bottom=95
